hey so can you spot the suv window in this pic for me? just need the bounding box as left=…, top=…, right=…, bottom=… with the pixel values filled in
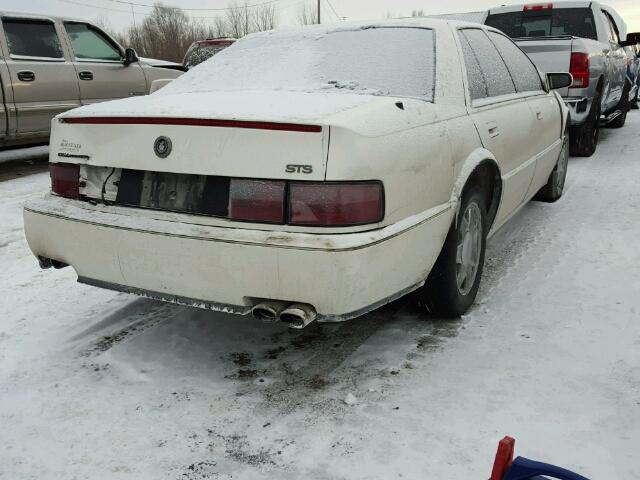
left=3, top=19, right=63, bottom=59
left=488, top=31, right=544, bottom=94
left=459, top=29, right=516, bottom=100
left=64, top=23, right=121, bottom=61
left=485, top=8, right=597, bottom=41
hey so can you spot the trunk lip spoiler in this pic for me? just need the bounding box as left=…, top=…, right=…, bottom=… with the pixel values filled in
left=60, top=116, right=323, bottom=133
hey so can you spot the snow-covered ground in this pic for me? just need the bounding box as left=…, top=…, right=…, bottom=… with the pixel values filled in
left=1, top=115, right=639, bottom=480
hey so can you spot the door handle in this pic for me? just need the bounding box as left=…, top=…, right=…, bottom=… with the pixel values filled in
left=17, top=70, right=35, bottom=82
left=486, top=122, right=500, bottom=137
left=78, top=71, right=94, bottom=81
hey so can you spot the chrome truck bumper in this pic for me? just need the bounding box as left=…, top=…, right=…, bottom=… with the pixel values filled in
left=563, top=96, right=592, bottom=125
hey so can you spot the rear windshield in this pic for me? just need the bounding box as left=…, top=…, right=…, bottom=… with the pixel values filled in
left=163, top=26, right=436, bottom=100
left=485, top=8, right=597, bottom=40
left=184, top=44, right=231, bottom=69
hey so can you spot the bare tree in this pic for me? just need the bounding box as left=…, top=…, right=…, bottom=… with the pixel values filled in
left=105, top=1, right=276, bottom=62
left=411, top=9, right=426, bottom=17
left=226, top=1, right=251, bottom=38
left=252, top=3, right=278, bottom=32
left=93, top=14, right=114, bottom=33
left=297, top=2, right=318, bottom=25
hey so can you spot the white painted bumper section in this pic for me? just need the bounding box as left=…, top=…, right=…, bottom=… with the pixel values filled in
left=23, top=196, right=453, bottom=321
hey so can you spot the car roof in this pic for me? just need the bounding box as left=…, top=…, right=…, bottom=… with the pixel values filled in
left=1, top=10, right=86, bottom=22
left=488, top=1, right=594, bottom=15
left=240, top=17, right=486, bottom=41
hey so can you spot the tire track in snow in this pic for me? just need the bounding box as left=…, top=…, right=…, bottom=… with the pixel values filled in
left=79, top=299, right=185, bottom=357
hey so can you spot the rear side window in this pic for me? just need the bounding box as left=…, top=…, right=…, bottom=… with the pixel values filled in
left=459, top=29, right=516, bottom=101
left=458, top=32, right=488, bottom=100
left=488, top=32, right=544, bottom=93
left=64, top=23, right=121, bottom=61
left=601, top=11, right=620, bottom=44
left=485, top=8, right=597, bottom=40
left=3, top=19, right=63, bottom=59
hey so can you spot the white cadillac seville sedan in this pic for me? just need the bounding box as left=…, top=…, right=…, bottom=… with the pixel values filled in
left=24, top=19, right=571, bottom=328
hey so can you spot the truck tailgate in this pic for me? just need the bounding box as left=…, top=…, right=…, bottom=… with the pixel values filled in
left=515, top=37, right=574, bottom=75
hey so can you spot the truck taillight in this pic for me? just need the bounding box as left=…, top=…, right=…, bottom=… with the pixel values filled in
left=523, top=3, right=553, bottom=11
left=50, top=163, right=80, bottom=199
left=288, top=182, right=384, bottom=227
left=569, top=52, right=590, bottom=88
left=228, top=178, right=286, bottom=223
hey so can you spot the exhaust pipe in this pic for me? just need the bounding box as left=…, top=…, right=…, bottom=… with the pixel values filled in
left=280, top=303, right=317, bottom=329
left=251, top=300, right=290, bottom=323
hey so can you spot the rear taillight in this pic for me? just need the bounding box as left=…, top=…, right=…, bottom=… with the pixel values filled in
left=50, top=163, right=80, bottom=199
left=569, top=52, right=590, bottom=88
left=523, top=3, right=553, bottom=11
left=228, top=178, right=286, bottom=223
left=288, top=182, right=384, bottom=227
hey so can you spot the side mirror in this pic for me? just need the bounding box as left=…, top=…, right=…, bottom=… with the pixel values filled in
left=547, top=72, right=573, bottom=90
left=620, top=32, right=640, bottom=47
left=123, top=47, right=139, bottom=66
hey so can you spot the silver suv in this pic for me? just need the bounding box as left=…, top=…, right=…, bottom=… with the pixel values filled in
left=0, top=12, right=185, bottom=149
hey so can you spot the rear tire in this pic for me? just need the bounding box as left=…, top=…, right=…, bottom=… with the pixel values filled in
left=418, top=187, right=487, bottom=317
left=570, top=94, right=600, bottom=157
left=608, top=82, right=630, bottom=128
left=534, top=129, right=569, bottom=203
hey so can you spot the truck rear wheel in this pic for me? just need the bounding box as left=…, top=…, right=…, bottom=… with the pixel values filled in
left=570, top=95, right=600, bottom=157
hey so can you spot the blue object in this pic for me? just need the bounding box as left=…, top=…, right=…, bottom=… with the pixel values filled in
left=503, top=457, right=590, bottom=480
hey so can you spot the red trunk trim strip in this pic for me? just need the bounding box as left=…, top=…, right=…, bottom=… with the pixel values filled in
left=61, top=117, right=322, bottom=133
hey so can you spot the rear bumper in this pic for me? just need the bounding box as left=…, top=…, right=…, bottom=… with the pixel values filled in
left=23, top=196, right=453, bottom=321
left=563, top=96, right=592, bottom=125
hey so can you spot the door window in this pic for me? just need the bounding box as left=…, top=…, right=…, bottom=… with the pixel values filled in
left=602, top=12, right=620, bottom=44
left=64, top=23, right=121, bottom=61
left=3, top=19, right=63, bottom=59
left=488, top=32, right=544, bottom=94
left=459, top=29, right=516, bottom=101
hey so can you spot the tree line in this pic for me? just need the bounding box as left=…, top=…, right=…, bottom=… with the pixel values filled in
left=104, top=1, right=315, bottom=63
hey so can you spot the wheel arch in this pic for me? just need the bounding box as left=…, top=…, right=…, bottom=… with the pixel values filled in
left=452, top=149, right=502, bottom=231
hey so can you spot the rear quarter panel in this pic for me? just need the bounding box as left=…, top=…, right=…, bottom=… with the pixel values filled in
left=325, top=101, right=456, bottom=227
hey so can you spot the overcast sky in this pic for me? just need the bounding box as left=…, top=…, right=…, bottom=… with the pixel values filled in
left=4, top=0, right=640, bottom=32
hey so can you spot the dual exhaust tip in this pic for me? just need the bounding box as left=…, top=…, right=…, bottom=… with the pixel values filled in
left=251, top=300, right=317, bottom=329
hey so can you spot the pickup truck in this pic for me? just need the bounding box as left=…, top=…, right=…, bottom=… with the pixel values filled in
left=0, top=12, right=185, bottom=149
left=485, top=2, right=640, bottom=156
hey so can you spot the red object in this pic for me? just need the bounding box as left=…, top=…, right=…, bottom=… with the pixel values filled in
left=523, top=3, right=553, bottom=11
left=228, top=178, right=286, bottom=223
left=569, top=52, right=590, bottom=88
left=61, top=117, right=322, bottom=133
left=288, top=182, right=384, bottom=226
left=50, top=163, right=80, bottom=199
left=490, top=436, right=516, bottom=480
